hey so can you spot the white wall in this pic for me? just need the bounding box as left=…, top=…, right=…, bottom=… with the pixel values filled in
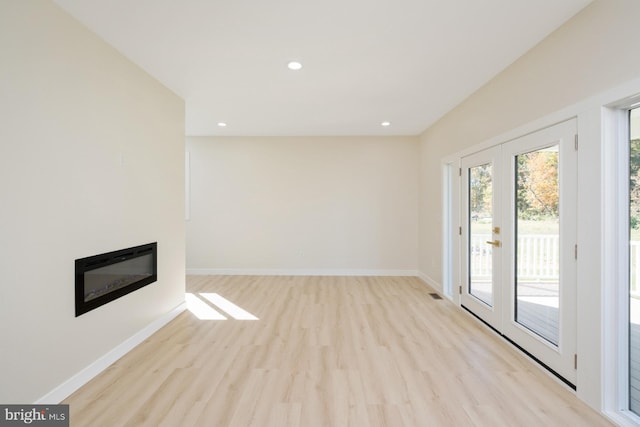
left=418, top=0, right=640, bottom=413
left=186, top=136, right=419, bottom=274
left=0, top=1, right=185, bottom=403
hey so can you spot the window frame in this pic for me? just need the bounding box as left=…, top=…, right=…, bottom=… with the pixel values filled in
left=602, top=96, right=640, bottom=426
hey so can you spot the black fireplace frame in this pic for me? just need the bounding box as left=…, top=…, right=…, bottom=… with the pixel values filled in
left=75, top=242, right=157, bottom=317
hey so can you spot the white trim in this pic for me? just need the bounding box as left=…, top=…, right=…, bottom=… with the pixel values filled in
left=441, top=161, right=454, bottom=299
left=185, top=151, right=191, bottom=221
left=35, top=302, right=187, bottom=404
left=441, top=155, right=461, bottom=305
left=601, top=105, right=629, bottom=420
left=604, top=411, right=640, bottom=427
left=417, top=271, right=446, bottom=294
left=601, top=99, right=640, bottom=426
left=187, top=268, right=420, bottom=277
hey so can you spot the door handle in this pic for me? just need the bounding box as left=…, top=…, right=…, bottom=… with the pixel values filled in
left=486, top=240, right=501, bottom=247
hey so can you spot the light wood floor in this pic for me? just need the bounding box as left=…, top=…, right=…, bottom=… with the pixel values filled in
left=64, top=276, right=613, bottom=426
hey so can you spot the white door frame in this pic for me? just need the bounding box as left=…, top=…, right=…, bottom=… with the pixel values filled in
left=460, top=146, right=503, bottom=328
left=457, top=119, right=578, bottom=385
left=500, top=119, right=577, bottom=384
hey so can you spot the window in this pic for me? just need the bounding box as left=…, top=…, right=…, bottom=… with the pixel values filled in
left=630, top=107, right=640, bottom=415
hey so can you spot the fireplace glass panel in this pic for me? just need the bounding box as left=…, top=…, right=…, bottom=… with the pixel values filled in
left=75, top=242, right=157, bottom=316
left=84, top=254, right=153, bottom=302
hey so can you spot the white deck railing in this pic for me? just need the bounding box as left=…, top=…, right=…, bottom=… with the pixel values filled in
left=631, top=241, right=640, bottom=298
left=469, top=234, right=493, bottom=280
left=470, top=234, right=559, bottom=280
left=470, top=236, right=640, bottom=296
left=516, top=234, right=560, bottom=280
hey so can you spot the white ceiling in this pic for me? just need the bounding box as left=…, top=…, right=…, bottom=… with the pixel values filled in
left=53, top=0, right=591, bottom=136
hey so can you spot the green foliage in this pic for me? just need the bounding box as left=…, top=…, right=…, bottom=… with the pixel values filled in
left=468, top=138, right=640, bottom=230
left=516, top=150, right=559, bottom=220
left=630, top=139, right=640, bottom=229
left=469, top=164, right=492, bottom=217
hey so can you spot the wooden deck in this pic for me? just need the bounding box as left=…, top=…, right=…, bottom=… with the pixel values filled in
left=514, top=282, right=559, bottom=345
left=63, top=275, right=612, bottom=426
left=470, top=281, right=559, bottom=345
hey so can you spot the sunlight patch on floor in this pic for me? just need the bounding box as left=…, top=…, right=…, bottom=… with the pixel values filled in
left=185, top=292, right=259, bottom=320
left=200, top=293, right=259, bottom=320
left=185, top=293, right=227, bottom=320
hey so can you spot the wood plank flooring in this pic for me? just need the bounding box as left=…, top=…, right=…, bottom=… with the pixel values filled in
left=64, top=275, right=612, bottom=426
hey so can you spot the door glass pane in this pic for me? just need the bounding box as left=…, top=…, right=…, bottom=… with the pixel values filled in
left=629, top=107, right=640, bottom=414
left=515, top=146, right=559, bottom=346
left=469, top=163, right=493, bottom=306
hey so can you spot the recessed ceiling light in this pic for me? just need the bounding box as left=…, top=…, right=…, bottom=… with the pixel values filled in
left=217, top=122, right=227, bottom=127
left=287, top=61, right=302, bottom=71
left=381, top=121, right=391, bottom=127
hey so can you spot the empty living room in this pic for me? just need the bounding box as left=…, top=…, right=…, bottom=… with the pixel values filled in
left=2, top=0, right=640, bottom=426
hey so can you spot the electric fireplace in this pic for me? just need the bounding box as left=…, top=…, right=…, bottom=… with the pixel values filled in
left=75, top=242, right=157, bottom=316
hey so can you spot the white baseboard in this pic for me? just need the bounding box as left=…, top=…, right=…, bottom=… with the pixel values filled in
left=417, top=271, right=442, bottom=291
left=35, top=302, right=187, bottom=404
left=187, top=268, right=420, bottom=277
left=417, top=271, right=456, bottom=302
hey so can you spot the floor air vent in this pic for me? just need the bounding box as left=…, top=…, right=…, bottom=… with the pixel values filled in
left=429, top=293, right=443, bottom=300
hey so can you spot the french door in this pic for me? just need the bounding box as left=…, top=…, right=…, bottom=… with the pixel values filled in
left=461, top=119, right=577, bottom=384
